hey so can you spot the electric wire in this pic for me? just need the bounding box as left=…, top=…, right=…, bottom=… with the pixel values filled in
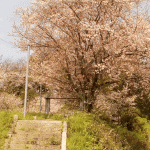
left=0, top=37, right=14, bottom=46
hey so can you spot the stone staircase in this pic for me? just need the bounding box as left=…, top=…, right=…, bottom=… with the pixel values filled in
left=4, top=117, right=66, bottom=150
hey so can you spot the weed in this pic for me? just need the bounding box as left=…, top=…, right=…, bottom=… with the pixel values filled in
left=27, top=128, right=37, bottom=131
left=25, top=145, right=30, bottom=149
left=59, top=124, right=64, bottom=132
left=19, top=128, right=25, bottom=131
left=7, top=144, right=10, bottom=148
left=30, top=140, right=37, bottom=145
left=44, top=136, right=61, bottom=145
left=19, top=127, right=37, bottom=132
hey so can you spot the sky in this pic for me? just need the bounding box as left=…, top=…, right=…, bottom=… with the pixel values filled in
left=0, top=0, right=32, bottom=62
left=0, top=0, right=150, bottom=63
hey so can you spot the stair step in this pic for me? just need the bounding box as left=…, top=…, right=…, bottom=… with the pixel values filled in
left=8, top=143, right=61, bottom=150
left=5, top=120, right=62, bottom=150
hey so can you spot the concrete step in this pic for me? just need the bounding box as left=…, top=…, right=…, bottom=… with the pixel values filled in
left=8, top=143, right=61, bottom=150
left=5, top=120, right=62, bottom=150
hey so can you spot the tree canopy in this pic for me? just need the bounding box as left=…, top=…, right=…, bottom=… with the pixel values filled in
left=12, top=0, right=150, bottom=111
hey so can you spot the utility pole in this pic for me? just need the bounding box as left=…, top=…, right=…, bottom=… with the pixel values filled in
left=24, top=45, right=30, bottom=118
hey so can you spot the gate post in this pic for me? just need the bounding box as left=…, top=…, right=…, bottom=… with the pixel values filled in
left=45, top=92, right=51, bottom=114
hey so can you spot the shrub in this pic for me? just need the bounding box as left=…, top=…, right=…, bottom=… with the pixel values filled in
left=118, top=107, right=149, bottom=149
left=92, top=106, right=150, bottom=149
left=135, top=93, right=150, bottom=119
left=116, top=126, right=149, bottom=150
left=120, top=108, right=145, bottom=131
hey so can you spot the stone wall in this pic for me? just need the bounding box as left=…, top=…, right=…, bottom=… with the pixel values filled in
left=28, top=96, right=66, bottom=113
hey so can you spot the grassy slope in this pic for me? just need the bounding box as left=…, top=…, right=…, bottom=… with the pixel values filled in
left=51, top=110, right=150, bottom=150
left=0, top=111, right=13, bottom=150
left=1, top=110, right=150, bottom=150
left=66, top=112, right=129, bottom=150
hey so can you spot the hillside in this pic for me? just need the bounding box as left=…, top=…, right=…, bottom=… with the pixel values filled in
left=1, top=109, right=150, bottom=150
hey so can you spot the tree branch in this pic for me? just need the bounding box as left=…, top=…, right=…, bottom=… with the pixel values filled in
left=63, top=2, right=81, bottom=21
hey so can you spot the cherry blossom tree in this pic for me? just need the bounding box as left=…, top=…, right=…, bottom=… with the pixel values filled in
left=11, top=0, right=150, bottom=111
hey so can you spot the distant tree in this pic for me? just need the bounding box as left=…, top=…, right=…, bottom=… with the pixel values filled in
left=12, top=0, right=150, bottom=111
left=0, top=58, right=49, bottom=103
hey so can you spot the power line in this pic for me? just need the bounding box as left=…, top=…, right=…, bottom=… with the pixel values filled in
left=0, top=37, right=14, bottom=46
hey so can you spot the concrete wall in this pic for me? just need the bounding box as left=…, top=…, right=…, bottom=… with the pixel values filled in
left=28, top=96, right=66, bottom=113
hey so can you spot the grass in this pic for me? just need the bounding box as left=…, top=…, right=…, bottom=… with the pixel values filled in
left=24, top=112, right=49, bottom=120
left=66, top=111, right=127, bottom=150
left=0, top=111, right=14, bottom=149
left=39, top=109, right=150, bottom=149
left=66, top=111, right=150, bottom=150
left=19, top=127, right=37, bottom=131
left=19, top=128, right=25, bottom=131
left=1, top=109, right=150, bottom=150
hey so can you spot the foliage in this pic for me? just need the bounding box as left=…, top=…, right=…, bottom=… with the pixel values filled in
left=92, top=105, right=150, bottom=149
left=92, top=107, right=111, bottom=123
left=67, top=111, right=131, bottom=150
left=135, top=93, right=150, bottom=119
left=93, top=108, right=150, bottom=150
left=97, top=70, right=150, bottom=126
left=0, top=57, right=50, bottom=106
left=120, top=107, right=146, bottom=131
left=1, top=75, right=49, bottom=102
left=112, top=71, right=128, bottom=92
left=116, top=126, right=149, bottom=150
left=22, top=112, right=49, bottom=120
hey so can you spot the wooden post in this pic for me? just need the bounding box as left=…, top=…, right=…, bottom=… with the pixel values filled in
left=45, top=92, right=51, bottom=114
left=40, top=84, right=42, bottom=113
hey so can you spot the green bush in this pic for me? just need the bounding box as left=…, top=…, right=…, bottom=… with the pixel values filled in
left=116, top=126, right=149, bottom=150
left=135, top=93, right=150, bottom=119
left=120, top=108, right=145, bottom=132
left=117, top=107, right=149, bottom=150
left=92, top=107, right=150, bottom=149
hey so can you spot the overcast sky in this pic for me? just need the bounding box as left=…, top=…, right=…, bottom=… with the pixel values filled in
left=0, top=0, right=150, bottom=62
left=0, top=0, right=32, bottom=62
